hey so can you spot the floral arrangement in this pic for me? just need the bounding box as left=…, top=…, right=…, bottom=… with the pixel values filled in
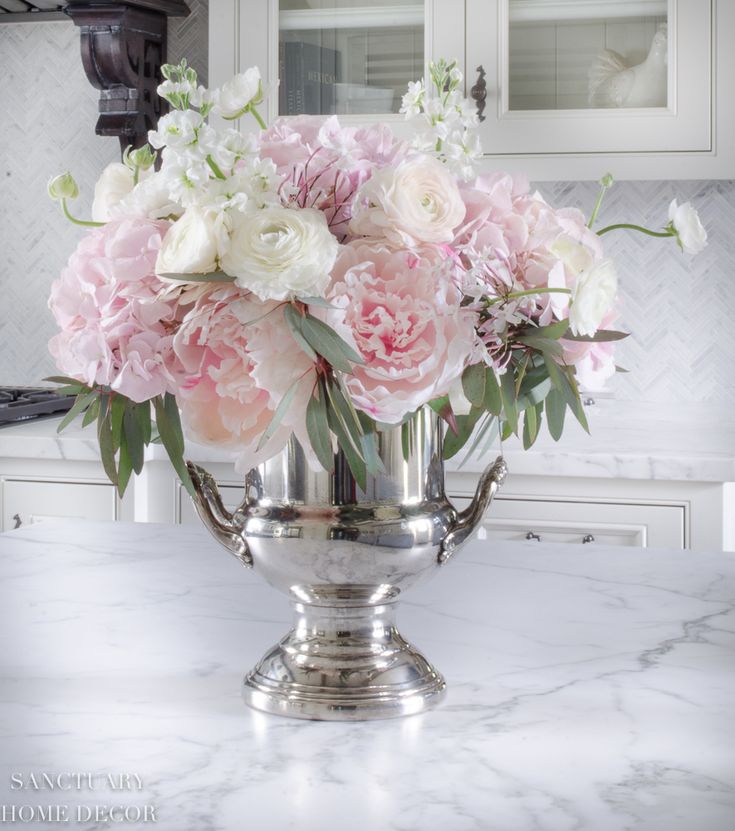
left=47, top=59, right=706, bottom=495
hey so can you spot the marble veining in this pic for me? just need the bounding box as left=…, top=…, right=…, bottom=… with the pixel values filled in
left=0, top=520, right=733, bottom=830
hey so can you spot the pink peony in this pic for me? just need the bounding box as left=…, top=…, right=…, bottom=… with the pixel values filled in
left=48, top=217, right=182, bottom=403
left=173, top=286, right=316, bottom=472
left=323, top=243, right=476, bottom=423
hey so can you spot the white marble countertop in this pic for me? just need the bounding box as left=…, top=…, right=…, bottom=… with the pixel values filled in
left=0, top=520, right=733, bottom=831
left=1, top=399, right=734, bottom=481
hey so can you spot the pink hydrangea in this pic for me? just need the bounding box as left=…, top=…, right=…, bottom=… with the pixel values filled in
left=48, top=217, right=182, bottom=403
left=323, top=242, right=476, bottom=423
left=173, top=286, right=316, bottom=472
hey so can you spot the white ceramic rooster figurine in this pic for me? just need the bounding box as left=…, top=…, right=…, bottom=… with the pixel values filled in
left=588, top=24, right=668, bottom=108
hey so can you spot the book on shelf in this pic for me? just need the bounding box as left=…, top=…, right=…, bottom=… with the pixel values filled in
left=279, top=41, right=339, bottom=116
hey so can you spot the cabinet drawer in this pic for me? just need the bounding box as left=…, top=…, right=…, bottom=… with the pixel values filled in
left=452, top=496, right=685, bottom=549
left=2, top=479, right=117, bottom=530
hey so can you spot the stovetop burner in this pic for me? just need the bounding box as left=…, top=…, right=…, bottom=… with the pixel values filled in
left=0, top=386, right=77, bottom=425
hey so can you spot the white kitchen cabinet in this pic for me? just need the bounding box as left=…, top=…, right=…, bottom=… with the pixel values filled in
left=209, top=0, right=734, bottom=179
left=2, top=479, right=117, bottom=531
left=0, top=456, right=133, bottom=532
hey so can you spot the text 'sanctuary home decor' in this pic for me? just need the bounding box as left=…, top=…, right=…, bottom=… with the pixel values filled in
left=46, top=59, right=706, bottom=720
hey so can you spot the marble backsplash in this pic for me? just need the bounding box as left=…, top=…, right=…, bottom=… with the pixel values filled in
left=0, top=3, right=733, bottom=407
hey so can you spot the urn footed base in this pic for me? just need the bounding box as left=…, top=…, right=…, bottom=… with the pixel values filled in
left=242, top=601, right=446, bottom=721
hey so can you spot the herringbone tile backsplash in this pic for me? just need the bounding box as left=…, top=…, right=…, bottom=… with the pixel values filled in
left=0, top=2, right=733, bottom=407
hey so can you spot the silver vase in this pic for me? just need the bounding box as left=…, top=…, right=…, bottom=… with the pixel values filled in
left=187, top=409, right=506, bottom=721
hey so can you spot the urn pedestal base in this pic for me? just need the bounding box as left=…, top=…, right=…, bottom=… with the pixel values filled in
left=242, top=602, right=446, bottom=721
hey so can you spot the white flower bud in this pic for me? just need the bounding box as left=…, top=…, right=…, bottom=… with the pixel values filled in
left=47, top=172, right=79, bottom=201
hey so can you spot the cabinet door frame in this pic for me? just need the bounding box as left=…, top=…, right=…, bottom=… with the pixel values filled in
left=464, top=0, right=734, bottom=180
left=209, top=0, right=455, bottom=132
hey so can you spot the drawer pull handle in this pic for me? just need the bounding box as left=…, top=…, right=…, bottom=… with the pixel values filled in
left=525, top=531, right=541, bottom=542
left=12, top=513, right=22, bottom=529
left=471, top=65, right=487, bottom=122
left=582, top=534, right=595, bottom=544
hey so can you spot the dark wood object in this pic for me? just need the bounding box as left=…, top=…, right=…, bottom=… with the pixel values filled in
left=64, top=0, right=189, bottom=153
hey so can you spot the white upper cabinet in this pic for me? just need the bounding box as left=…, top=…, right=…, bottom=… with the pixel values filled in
left=209, top=0, right=734, bottom=180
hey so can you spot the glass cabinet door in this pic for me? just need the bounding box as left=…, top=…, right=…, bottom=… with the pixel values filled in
left=507, top=1, right=668, bottom=111
left=278, top=1, right=424, bottom=116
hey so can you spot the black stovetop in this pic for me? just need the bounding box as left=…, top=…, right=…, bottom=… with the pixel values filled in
left=0, top=387, right=76, bottom=425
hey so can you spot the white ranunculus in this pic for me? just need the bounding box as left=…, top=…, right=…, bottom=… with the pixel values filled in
left=156, top=206, right=230, bottom=277
left=221, top=207, right=338, bottom=301
left=217, top=67, right=262, bottom=119
left=349, top=155, right=466, bottom=247
left=668, top=199, right=707, bottom=255
left=111, top=173, right=179, bottom=221
left=92, top=163, right=150, bottom=222
left=568, top=259, right=618, bottom=337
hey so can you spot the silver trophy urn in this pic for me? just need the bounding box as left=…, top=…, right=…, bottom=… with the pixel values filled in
left=187, top=408, right=506, bottom=721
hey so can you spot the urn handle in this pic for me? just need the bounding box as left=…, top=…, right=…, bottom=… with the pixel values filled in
left=439, top=456, right=508, bottom=564
left=186, top=462, right=253, bottom=568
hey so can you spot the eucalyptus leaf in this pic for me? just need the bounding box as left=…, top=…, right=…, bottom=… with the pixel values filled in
left=442, top=408, right=482, bottom=460
left=284, top=304, right=317, bottom=361
left=134, top=401, right=152, bottom=445
left=300, top=314, right=363, bottom=373
left=522, top=320, right=569, bottom=340
left=461, top=363, right=486, bottom=407
left=499, top=370, right=518, bottom=434
left=57, top=390, right=97, bottom=433
left=158, top=270, right=235, bottom=283
left=117, top=430, right=133, bottom=498
left=483, top=368, right=502, bottom=416
left=124, top=404, right=145, bottom=474
left=522, top=403, right=539, bottom=449
left=256, top=378, right=301, bottom=452
left=306, top=388, right=334, bottom=473
left=96, top=399, right=118, bottom=487
left=545, top=387, right=566, bottom=441
left=110, top=394, right=126, bottom=454
left=326, top=402, right=367, bottom=492
left=297, top=296, right=337, bottom=309
left=427, top=395, right=458, bottom=435
left=563, top=329, right=628, bottom=343
left=81, top=396, right=101, bottom=428
left=154, top=395, right=194, bottom=496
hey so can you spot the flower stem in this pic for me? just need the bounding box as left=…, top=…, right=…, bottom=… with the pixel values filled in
left=250, top=105, right=267, bottom=131
left=587, top=180, right=610, bottom=228
left=206, top=154, right=226, bottom=180
left=596, top=223, right=674, bottom=238
left=61, top=199, right=105, bottom=228
left=485, top=287, right=571, bottom=306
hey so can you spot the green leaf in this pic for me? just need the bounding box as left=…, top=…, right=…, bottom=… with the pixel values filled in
left=517, top=335, right=564, bottom=360
left=499, top=370, right=518, bottom=434
left=300, top=313, right=363, bottom=373
left=461, top=363, right=486, bottom=407
left=326, top=405, right=367, bottom=491
left=522, top=320, right=570, bottom=340
left=615, top=365, right=629, bottom=373
left=117, top=429, right=133, bottom=498
left=154, top=395, right=194, bottom=496
left=96, top=398, right=118, bottom=487
left=563, top=329, right=628, bottom=343
left=57, top=390, right=97, bottom=433
left=427, top=395, right=458, bottom=435
left=158, top=270, right=235, bottom=283
left=545, top=387, right=566, bottom=441
left=44, top=375, right=89, bottom=392
left=134, top=401, right=152, bottom=445
left=82, top=396, right=101, bottom=428
left=306, top=388, right=334, bottom=473
left=522, top=402, right=539, bottom=449
left=256, top=377, right=301, bottom=452
left=483, top=368, right=502, bottom=416
left=542, top=354, right=589, bottom=433
left=284, top=304, right=317, bottom=361
left=442, top=407, right=483, bottom=459
left=124, top=404, right=145, bottom=474
left=517, top=377, right=552, bottom=411
left=110, top=394, right=126, bottom=454
left=297, top=296, right=337, bottom=309
left=459, top=413, right=498, bottom=467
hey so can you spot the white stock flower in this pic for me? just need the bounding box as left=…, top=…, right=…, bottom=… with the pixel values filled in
left=221, top=206, right=338, bottom=301
left=156, top=206, right=230, bottom=277
left=217, top=67, right=262, bottom=119
left=568, top=259, right=618, bottom=337
left=111, top=173, right=179, bottom=220
left=400, top=80, right=425, bottom=117
left=91, top=163, right=151, bottom=222
left=148, top=110, right=203, bottom=150
left=668, top=199, right=707, bottom=255
left=350, top=155, right=466, bottom=246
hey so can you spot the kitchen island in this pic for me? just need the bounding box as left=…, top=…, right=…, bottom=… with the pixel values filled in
left=0, top=521, right=733, bottom=830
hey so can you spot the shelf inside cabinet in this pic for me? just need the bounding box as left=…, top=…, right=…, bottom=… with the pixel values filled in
left=509, top=0, right=667, bottom=23
left=279, top=4, right=423, bottom=31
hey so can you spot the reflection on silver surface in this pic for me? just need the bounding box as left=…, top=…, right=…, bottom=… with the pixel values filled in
left=187, top=410, right=506, bottom=721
